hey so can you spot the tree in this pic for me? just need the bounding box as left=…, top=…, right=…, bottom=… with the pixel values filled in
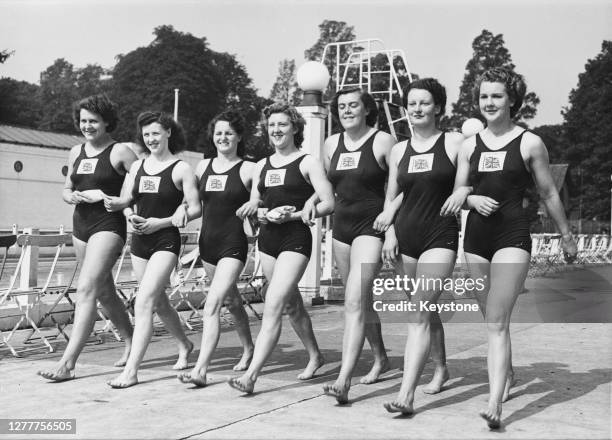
left=36, top=59, right=110, bottom=133
left=444, top=30, right=540, bottom=130
left=0, top=78, right=41, bottom=126
left=561, top=40, right=612, bottom=221
left=76, top=64, right=113, bottom=97
left=304, top=20, right=357, bottom=100
left=269, top=59, right=300, bottom=105
left=37, top=58, right=79, bottom=132
left=210, top=51, right=270, bottom=159
left=112, top=25, right=264, bottom=153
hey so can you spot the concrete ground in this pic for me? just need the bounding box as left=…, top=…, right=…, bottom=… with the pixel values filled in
left=1, top=266, right=611, bottom=440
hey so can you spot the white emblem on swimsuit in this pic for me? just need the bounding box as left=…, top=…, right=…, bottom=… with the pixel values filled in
left=478, top=151, right=507, bottom=172
left=407, top=153, right=434, bottom=173
left=139, top=176, right=161, bottom=193
left=336, top=152, right=361, bottom=170
left=264, top=169, right=286, bottom=187
left=205, top=175, right=228, bottom=192
left=76, top=158, right=98, bottom=174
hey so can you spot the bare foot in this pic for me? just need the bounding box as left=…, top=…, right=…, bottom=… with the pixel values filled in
left=360, top=357, right=391, bottom=384
left=228, top=375, right=254, bottom=394
left=297, top=353, right=325, bottom=380
left=173, top=339, right=194, bottom=370
left=233, top=347, right=254, bottom=372
left=502, top=371, right=518, bottom=403
left=37, top=364, right=75, bottom=382
left=113, top=343, right=131, bottom=367
left=422, top=366, right=450, bottom=394
left=107, top=372, right=138, bottom=389
left=177, top=370, right=207, bottom=387
left=383, top=400, right=414, bottom=415
left=322, top=382, right=349, bottom=404
left=479, top=403, right=502, bottom=429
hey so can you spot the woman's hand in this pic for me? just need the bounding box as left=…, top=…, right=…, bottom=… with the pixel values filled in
left=103, top=195, right=125, bottom=212
left=78, top=189, right=106, bottom=203
left=171, top=204, right=188, bottom=228
left=561, top=234, right=578, bottom=263
left=381, top=231, right=399, bottom=264
left=467, top=195, right=500, bottom=217
left=373, top=209, right=395, bottom=232
left=236, top=200, right=259, bottom=220
left=67, top=191, right=87, bottom=205
left=127, top=214, right=146, bottom=231
left=440, top=187, right=471, bottom=216
left=266, top=206, right=296, bottom=224
left=132, top=217, right=163, bottom=235
left=301, top=198, right=317, bottom=226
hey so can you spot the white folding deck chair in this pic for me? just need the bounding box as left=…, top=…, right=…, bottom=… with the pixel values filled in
left=167, top=232, right=203, bottom=330
left=0, top=233, right=73, bottom=356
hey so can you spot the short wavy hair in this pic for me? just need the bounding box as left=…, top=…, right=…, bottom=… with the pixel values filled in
left=472, top=67, right=527, bottom=118
left=330, top=86, right=378, bottom=128
left=207, top=110, right=247, bottom=157
left=135, top=111, right=186, bottom=154
left=262, top=103, right=306, bottom=148
left=402, top=77, right=447, bottom=117
left=72, top=94, right=119, bottom=132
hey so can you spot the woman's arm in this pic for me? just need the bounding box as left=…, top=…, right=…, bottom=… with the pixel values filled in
left=374, top=142, right=405, bottom=231
left=524, top=133, right=577, bottom=259
left=62, top=145, right=86, bottom=205
left=271, top=155, right=335, bottom=225
left=302, top=155, right=335, bottom=218
left=236, top=159, right=264, bottom=220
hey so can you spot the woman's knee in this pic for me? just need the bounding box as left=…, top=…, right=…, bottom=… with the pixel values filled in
left=203, top=296, right=224, bottom=317
left=134, top=293, right=158, bottom=315
left=485, top=316, right=510, bottom=334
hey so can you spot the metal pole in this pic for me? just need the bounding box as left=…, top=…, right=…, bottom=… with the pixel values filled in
left=173, top=88, right=179, bottom=121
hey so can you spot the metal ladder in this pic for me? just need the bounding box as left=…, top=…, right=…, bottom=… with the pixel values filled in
left=321, top=38, right=414, bottom=140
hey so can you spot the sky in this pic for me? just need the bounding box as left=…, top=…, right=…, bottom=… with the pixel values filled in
left=1, top=0, right=611, bottom=127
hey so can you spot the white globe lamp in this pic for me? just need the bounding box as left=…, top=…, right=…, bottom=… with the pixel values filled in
left=461, top=118, right=485, bottom=138
left=296, top=61, right=330, bottom=106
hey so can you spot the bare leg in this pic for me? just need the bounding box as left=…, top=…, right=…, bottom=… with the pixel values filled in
left=467, top=249, right=529, bottom=429
left=155, top=292, right=193, bottom=370
left=284, top=290, right=324, bottom=379
left=228, top=252, right=309, bottom=394
left=226, top=287, right=255, bottom=371
left=383, top=249, right=455, bottom=414
left=323, top=237, right=388, bottom=404
left=107, top=252, right=182, bottom=388
left=470, top=258, right=516, bottom=403
left=38, top=232, right=129, bottom=381
left=421, top=310, right=450, bottom=394
left=178, top=258, right=249, bottom=387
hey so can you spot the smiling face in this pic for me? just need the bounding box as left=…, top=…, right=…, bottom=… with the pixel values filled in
left=213, top=120, right=241, bottom=155
left=141, top=122, right=170, bottom=154
left=406, top=88, right=440, bottom=128
left=337, top=91, right=368, bottom=131
left=79, top=109, right=108, bottom=141
left=478, top=81, right=514, bottom=124
left=267, top=112, right=296, bottom=150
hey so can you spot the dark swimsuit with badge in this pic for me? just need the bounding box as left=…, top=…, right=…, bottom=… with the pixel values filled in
left=327, top=131, right=386, bottom=245
left=70, top=143, right=127, bottom=242
left=395, top=133, right=459, bottom=259
left=257, top=155, right=313, bottom=259
left=130, top=159, right=184, bottom=260
left=463, top=131, right=533, bottom=261
left=199, top=159, right=250, bottom=265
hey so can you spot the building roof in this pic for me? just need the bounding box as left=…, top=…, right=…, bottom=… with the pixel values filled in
left=0, top=124, right=83, bottom=150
